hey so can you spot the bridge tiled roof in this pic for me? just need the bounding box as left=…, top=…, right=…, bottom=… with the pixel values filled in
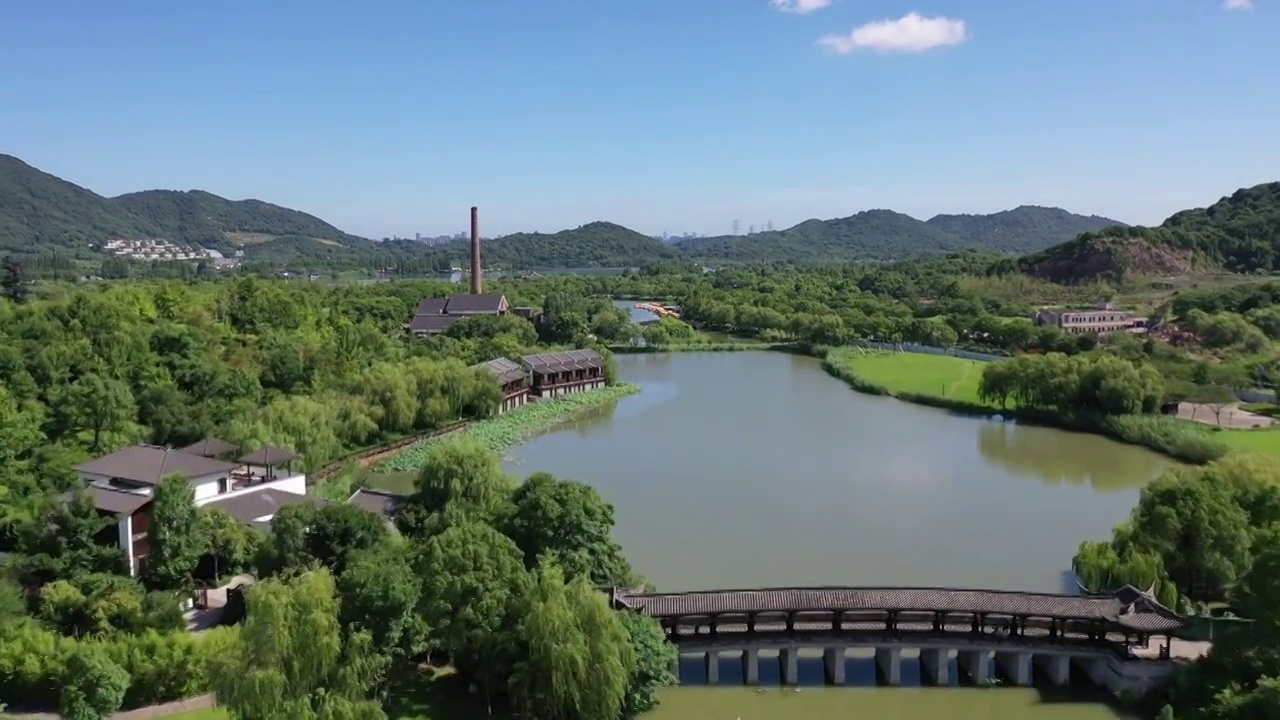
left=615, top=586, right=1185, bottom=633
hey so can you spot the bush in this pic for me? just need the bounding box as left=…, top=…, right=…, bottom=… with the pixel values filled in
left=1099, top=415, right=1229, bottom=464
left=60, top=647, right=129, bottom=720
left=0, top=620, right=233, bottom=712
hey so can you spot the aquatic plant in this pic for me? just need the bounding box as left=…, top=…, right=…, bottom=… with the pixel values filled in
left=377, top=384, right=640, bottom=472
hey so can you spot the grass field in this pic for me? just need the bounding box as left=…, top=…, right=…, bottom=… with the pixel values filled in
left=826, top=348, right=988, bottom=405
left=824, top=347, right=1280, bottom=461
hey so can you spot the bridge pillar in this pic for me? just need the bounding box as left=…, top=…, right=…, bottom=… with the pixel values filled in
left=875, top=647, right=902, bottom=686
left=921, top=648, right=950, bottom=686
left=1036, top=654, right=1070, bottom=686
left=780, top=647, right=799, bottom=685
left=824, top=647, right=846, bottom=686
left=705, top=651, right=720, bottom=685
left=997, top=651, right=1032, bottom=686
left=742, top=649, right=759, bottom=685
left=961, top=650, right=992, bottom=685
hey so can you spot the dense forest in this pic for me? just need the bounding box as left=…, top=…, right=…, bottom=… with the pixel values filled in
left=3, top=154, right=1128, bottom=272
left=1022, top=182, right=1280, bottom=283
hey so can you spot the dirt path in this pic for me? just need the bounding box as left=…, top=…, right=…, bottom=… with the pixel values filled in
left=310, top=420, right=470, bottom=483
left=1178, top=403, right=1275, bottom=429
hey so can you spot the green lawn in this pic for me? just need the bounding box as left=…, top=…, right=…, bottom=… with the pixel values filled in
left=827, top=349, right=988, bottom=405
left=1210, top=426, right=1280, bottom=456
left=826, top=348, right=1280, bottom=461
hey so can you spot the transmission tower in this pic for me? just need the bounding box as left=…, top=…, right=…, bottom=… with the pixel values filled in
left=731, top=219, right=740, bottom=235
left=767, top=220, right=774, bottom=232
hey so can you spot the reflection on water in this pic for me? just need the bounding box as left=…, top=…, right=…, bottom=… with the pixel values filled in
left=506, top=352, right=1170, bottom=593
left=649, top=687, right=1135, bottom=720
left=977, top=423, right=1171, bottom=492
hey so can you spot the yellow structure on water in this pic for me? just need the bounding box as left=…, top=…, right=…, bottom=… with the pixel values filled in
left=635, top=302, right=681, bottom=318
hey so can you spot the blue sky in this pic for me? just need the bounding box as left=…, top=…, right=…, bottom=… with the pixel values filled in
left=2, top=0, right=1277, bottom=238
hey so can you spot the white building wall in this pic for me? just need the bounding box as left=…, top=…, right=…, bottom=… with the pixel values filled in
left=191, top=472, right=232, bottom=501
left=192, top=473, right=308, bottom=508
left=117, top=515, right=135, bottom=577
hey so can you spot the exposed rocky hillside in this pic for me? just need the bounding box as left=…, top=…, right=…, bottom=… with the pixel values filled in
left=1022, top=182, right=1280, bottom=283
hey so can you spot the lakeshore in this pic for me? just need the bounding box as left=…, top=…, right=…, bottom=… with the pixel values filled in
left=817, top=347, right=1277, bottom=465
left=362, top=382, right=640, bottom=491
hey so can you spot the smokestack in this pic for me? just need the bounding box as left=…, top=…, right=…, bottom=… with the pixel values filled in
left=470, top=206, right=482, bottom=294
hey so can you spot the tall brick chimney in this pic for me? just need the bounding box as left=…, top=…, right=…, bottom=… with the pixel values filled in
left=470, top=206, right=482, bottom=294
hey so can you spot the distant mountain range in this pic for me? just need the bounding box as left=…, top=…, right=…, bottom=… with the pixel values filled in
left=0, top=153, right=1126, bottom=269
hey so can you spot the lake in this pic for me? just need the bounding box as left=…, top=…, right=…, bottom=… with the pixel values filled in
left=502, top=351, right=1169, bottom=719
left=506, top=351, right=1170, bottom=593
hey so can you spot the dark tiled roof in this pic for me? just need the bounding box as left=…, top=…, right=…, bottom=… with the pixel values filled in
left=76, top=446, right=239, bottom=486
left=443, top=293, right=507, bottom=314
left=82, top=485, right=153, bottom=516
left=347, top=488, right=406, bottom=518
left=617, top=586, right=1185, bottom=633
left=522, top=348, right=604, bottom=373
left=203, top=488, right=317, bottom=524
left=409, top=314, right=462, bottom=334
left=238, top=446, right=298, bottom=466
left=474, top=357, right=527, bottom=385
left=414, top=293, right=508, bottom=317
left=414, top=297, right=449, bottom=315
left=180, top=437, right=238, bottom=459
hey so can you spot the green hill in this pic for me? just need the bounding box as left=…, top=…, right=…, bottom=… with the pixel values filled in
left=924, top=205, right=1121, bottom=253
left=419, top=221, right=679, bottom=269
left=0, top=154, right=379, bottom=261
left=676, top=206, right=1120, bottom=263
left=112, top=189, right=360, bottom=253
left=1022, top=182, right=1280, bottom=283
left=0, top=154, right=143, bottom=255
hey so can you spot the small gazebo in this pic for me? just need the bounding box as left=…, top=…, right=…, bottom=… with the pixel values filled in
left=237, top=446, right=298, bottom=481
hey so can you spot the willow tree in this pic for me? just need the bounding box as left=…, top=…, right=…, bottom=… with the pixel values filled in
left=510, top=563, right=635, bottom=720
left=210, top=569, right=387, bottom=720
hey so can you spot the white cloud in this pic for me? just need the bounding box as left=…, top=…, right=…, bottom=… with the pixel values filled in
left=1223, top=0, right=1254, bottom=10
left=770, top=0, right=833, bottom=14
left=818, top=12, right=969, bottom=53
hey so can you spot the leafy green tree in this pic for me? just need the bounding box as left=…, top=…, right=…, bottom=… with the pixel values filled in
left=58, top=373, right=137, bottom=451
left=336, top=538, right=428, bottom=662
left=503, top=472, right=634, bottom=585
left=1, top=256, right=27, bottom=304
left=258, top=502, right=387, bottom=578
left=415, top=521, right=528, bottom=676
left=1120, top=467, right=1253, bottom=601
left=509, top=563, right=635, bottom=720
left=198, top=507, right=260, bottom=580
left=59, top=646, right=130, bottom=720
left=146, top=476, right=204, bottom=591
left=210, top=569, right=388, bottom=720
left=412, top=438, right=513, bottom=519
left=618, top=609, right=677, bottom=718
